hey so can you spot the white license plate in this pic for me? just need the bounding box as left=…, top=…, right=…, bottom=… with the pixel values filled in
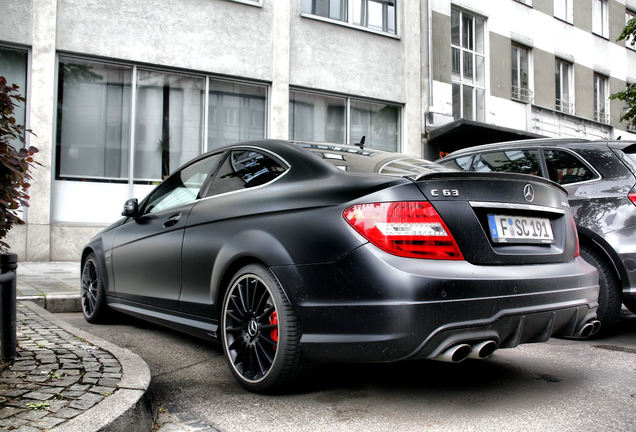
left=487, top=214, right=554, bottom=244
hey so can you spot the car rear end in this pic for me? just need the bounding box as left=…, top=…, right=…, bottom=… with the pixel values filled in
left=273, top=144, right=600, bottom=364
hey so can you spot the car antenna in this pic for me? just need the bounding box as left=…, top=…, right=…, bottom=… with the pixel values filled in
left=355, top=135, right=366, bottom=149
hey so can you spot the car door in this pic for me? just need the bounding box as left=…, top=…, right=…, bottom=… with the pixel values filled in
left=111, top=153, right=224, bottom=309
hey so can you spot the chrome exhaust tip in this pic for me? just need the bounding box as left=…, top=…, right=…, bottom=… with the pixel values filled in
left=577, top=319, right=601, bottom=338
left=434, top=343, right=472, bottom=363
left=468, top=340, right=498, bottom=359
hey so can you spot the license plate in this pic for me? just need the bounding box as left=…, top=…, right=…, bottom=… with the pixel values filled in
left=487, top=214, right=554, bottom=244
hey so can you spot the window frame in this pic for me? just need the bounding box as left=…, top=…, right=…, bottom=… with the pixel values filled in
left=592, top=0, right=609, bottom=39
left=227, top=0, right=263, bottom=7
left=451, top=7, right=487, bottom=122
left=511, top=43, right=533, bottom=104
left=300, top=0, right=400, bottom=38
left=289, top=87, right=402, bottom=152
left=593, top=73, right=609, bottom=124
left=0, top=44, right=30, bottom=149
left=555, top=58, right=574, bottom=115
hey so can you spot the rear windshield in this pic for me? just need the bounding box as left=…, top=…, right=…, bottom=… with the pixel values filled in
left=296, top=142, right=451, bottom=177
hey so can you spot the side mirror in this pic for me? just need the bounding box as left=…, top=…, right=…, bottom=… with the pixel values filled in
left=122, top=198, right=139, bottom=217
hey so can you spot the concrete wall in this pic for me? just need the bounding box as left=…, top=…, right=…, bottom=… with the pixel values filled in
left=575, top=63, right=594, bottom=119
left=532, top=48, right=555, bottom=109
left=57, top=0, right=273, bottom=81
left=489, top=32, right=511, bottom=99
left=573, top=0, right=593, bottom=32
left=610, top=0, right=629, bottom=45
left=432, top=10, right=451, bottom=84
left=533, top=0, right=553, bottom=15
left=610, top=76, right=627, bottom=127
left=0, top=0, right=32, bottom=46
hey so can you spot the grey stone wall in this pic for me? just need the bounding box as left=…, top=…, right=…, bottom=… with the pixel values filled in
left=432, top=10, right=451, bottom=84
left=609, top=0, right=628, bottom=45
left=610, top=76, right=627, bottom=128
left=533, top=47, right=555, bottom=109
left=574, top=0, right=592, bottom=32
left=574, top=63, right=594, bottom=119
left=532, top=0, right=553, bottom=16
left=490, top=32, right=511, bottom=100
left=0, top=0, right=32, bottom=45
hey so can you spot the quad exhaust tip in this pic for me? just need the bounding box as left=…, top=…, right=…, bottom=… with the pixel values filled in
left=435, top=343, right=472, bottom=363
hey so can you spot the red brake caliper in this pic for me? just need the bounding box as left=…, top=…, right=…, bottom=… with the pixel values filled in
left=269, top=311, right=278, bottom=347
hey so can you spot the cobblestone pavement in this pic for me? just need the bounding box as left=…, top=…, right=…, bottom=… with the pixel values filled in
left=0, top=303, right=121, bottom=432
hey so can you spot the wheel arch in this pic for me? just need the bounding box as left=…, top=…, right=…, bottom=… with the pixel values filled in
left=577, top=226, right=627, bottom=292
left=80, top=239, right=109, bottom=291
left=210, top=229, right=295, bottom=317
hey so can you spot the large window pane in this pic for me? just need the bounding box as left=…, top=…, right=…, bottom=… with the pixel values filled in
left=350, top=100, right=399, bottom=152
left=462, top=85, right=474, bottom=121
left=134, top=70, right=204, bottom=181
left=207, top=80, right=266, bottom=150
left=0, top=47, right=28, bottom=148
left=452, top=83, right=461, bottom=120
left=289, top=91, right=346, bottom=144
left=451, top=9, right=460, bottom=45
left=57, top=58, right=131, bottom=179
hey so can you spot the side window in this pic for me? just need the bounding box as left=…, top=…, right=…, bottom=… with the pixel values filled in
left=207, top=150, right=288, bottom=196
left=144, top=153, right=223, bottom=214
left=438, top=156, right=473, bottom=171
left=474, top=149, right=540, bottom=175
left=544, top=149, right=596, bottom=185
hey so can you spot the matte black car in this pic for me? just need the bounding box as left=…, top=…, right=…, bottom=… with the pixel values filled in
left=438, top=138, right=636, bottom=327
left=81, top=140, right=599, bottom=393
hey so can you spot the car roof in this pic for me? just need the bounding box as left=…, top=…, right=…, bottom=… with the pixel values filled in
left=441, top=138, right=636, bottom=159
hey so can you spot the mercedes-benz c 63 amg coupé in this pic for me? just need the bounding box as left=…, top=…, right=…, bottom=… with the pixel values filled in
left=81, top=140, right=600, bottom=393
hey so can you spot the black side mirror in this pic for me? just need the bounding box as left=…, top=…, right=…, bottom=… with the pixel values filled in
left=122, top=198, right=139, bottom=217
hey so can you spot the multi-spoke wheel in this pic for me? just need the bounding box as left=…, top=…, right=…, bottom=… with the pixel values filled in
left=221, top=264, right=311, bottom=393
left=81, top=253, right=108, bottom=323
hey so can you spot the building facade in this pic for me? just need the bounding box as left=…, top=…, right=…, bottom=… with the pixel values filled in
left=1, top=0, right=635, bottom=261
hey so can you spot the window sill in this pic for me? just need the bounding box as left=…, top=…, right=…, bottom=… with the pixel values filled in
left=300, top=13, right=400, bottom=40
left=592, top=32, right=609, bottom=41
left=227, top=0, right=262, bottom=7
left=513, top=1, right=533, bottom=8
left=553, top=16, right=574, bottom=26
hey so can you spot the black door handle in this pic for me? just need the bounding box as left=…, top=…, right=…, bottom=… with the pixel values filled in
left=163, top=213, right=182, bottom=228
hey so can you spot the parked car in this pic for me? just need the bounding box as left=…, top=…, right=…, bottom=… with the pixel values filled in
left=438, top=138, right=636, bottom=327
left=81, top=140, right=599, bottom=393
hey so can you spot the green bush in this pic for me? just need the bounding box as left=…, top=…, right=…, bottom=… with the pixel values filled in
left=0, top=76, right=39, bottom=253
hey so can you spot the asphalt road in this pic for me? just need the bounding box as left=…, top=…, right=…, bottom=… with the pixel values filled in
left=61, top=311, right=636, bottom=432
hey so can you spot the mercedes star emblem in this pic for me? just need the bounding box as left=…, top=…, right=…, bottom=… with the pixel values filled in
left=523, top=184, right=535, bottom=202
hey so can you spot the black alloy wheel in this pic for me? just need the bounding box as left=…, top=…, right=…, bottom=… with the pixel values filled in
left=580, top=245, right=622, bottom=328
left=81, top=253, right=107, bottom=323
left=221, top=264, right=311, bottom=393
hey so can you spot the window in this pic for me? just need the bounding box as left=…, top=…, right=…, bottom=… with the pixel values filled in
left=207, top=80, right=266, bottom=150
left=57, top=58, right=132, bottom=180
left=511, top=44, right=532, bottom=103
left=438, top=156, right=474, bottom=171
left=544, top=149, right=597, bottom=184
left=207, top=150, right=287, bottom=196
left=289, top=89, right=401, bottom=151
left=144, top=153, right=223, bottom=214
left=134, top=70, right=204, bottom=181
left=55, top=56, right=268, bottom=183
left=593, top=73, right=609, bottom=124
left=451, top=7, right=486, bottom=122
left=301, top=0, right=397, bottom=35
left=0, top=46, right=28, bottom=148
left=474, top=150, right=541, bottom=175
left=554, top=0, right=573, bottom=23
left=555, top=58, right=574, bottom=115
left=626, top=10, right=636, bottom=49
left=592, top=0, right=609, bottom=38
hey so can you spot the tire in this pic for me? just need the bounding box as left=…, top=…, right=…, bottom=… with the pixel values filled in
left=81, top=253, right=109, bottom=323
left=220, top=264, right=311, bottom=393
left=580, top=245, right=622, bottom=328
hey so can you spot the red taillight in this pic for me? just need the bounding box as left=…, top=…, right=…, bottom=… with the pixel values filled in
left=629, top=191, right=636, bottom=206
left=343, top=201, right=464, bottom=260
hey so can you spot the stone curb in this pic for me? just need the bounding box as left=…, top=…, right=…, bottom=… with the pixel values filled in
left=20, top=302, right=155, bottom=432
left=16, top=295, right=82, bottom=313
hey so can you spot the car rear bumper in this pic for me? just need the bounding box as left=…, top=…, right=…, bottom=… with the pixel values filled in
left=271, top=244, right=599, bottom=363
